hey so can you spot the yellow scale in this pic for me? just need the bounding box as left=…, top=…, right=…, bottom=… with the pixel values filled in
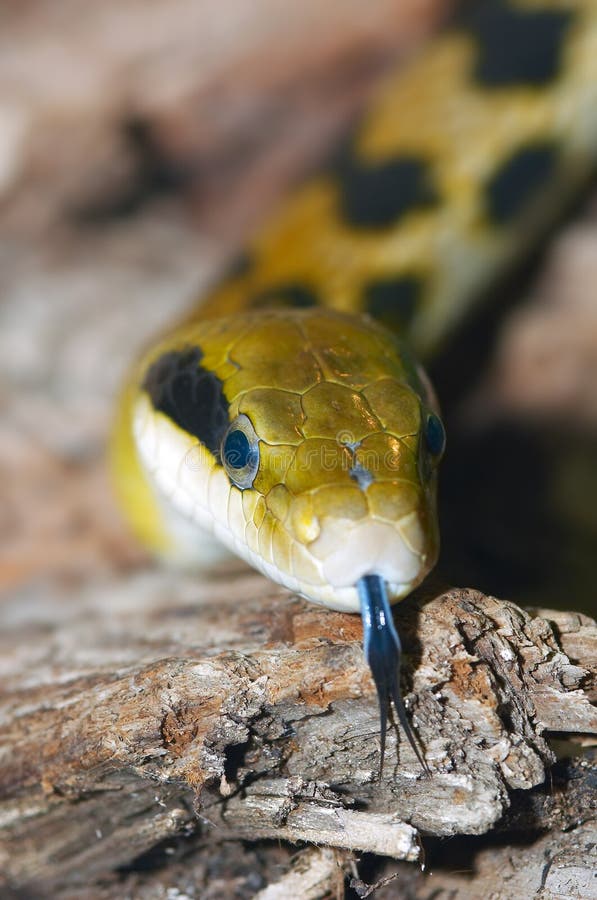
left=112, top=0, right=597, bottom=769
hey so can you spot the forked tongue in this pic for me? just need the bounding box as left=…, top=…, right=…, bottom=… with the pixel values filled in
left=357, top=574, right=429, bottom=775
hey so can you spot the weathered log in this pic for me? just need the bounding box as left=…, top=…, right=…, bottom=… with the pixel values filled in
left=1, top=576, right=595, bottom=895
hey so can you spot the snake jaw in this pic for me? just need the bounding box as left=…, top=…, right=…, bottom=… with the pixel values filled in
left=357, top=574, right=429, bottom=776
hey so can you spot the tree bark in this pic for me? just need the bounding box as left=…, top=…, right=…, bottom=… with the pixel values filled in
left=1, top=579, right=595, bottom=896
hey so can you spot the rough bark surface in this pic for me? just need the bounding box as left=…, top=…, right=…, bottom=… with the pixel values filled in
left=1, top=582, right=595, bottom=895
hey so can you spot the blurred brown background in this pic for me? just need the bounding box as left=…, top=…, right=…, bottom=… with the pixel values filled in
left=1, top=0, right=596, bottom=622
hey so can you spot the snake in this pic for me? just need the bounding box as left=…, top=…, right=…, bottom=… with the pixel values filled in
left=111, top=0, right=597, bottom=771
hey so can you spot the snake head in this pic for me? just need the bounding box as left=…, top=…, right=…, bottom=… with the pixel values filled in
left=133, top=308, right=443, bottom=614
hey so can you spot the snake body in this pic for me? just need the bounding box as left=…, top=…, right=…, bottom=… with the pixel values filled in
left=112, top=0, right=597, bottom=768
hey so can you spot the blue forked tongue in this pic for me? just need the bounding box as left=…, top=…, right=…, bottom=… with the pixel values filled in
left=357, top=574, right=429, bottom=775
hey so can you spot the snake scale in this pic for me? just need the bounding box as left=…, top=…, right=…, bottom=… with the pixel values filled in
left=112, top=0, right=597, bottom=770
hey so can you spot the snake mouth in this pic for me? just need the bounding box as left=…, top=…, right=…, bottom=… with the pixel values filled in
left=310, top=517, right=427, bottom=589
left=357, top=574, right=429, bottom=775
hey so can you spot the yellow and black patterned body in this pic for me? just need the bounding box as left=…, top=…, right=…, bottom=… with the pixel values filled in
left=196, top=0, right=597, bottom=358
left=112, top=0, right=597, bottom=768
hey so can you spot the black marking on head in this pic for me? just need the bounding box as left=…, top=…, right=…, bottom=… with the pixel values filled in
left=143, top=347, right=229, bottom=455
left=466, top=1, right=574, bottom=87
left=363, top=275, right=423, bottom=332
left=485, top=142, right=559, bottom=225
left=250, top=283, right=319, bottom=309
left=335, top=153, right=438, bottom=229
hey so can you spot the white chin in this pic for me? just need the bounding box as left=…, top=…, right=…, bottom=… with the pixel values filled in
left=297, top=578, right=417, bottom=613
left=309, top=518, right=424, bottom=588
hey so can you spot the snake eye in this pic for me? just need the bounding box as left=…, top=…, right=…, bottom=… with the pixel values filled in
left=424, top=412, right=446, bottom=460
left=221, top=414, right=260, bottom=489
